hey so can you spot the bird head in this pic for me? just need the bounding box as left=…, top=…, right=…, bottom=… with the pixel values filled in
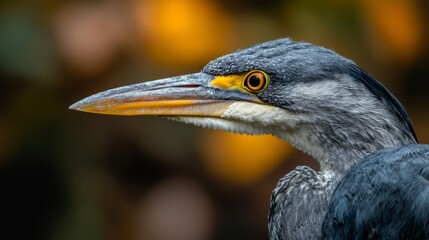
left=70, top=38, right=416, bottom=174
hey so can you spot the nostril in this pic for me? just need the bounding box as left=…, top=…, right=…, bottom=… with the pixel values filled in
left=180, top=84, right=201, bottom=88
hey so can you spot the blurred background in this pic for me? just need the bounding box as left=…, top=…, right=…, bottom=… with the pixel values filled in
left=1, top=0, right=428, bottom=239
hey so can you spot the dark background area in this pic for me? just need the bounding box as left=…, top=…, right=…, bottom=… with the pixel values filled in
left=1, top=0, right=428, bottom=239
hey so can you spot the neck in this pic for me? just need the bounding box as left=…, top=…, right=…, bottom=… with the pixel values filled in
left=276, top=116, right=417, bottom=176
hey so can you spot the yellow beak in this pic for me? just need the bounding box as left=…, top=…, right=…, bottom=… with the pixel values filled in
left=69, top=72, right=262, bottom=117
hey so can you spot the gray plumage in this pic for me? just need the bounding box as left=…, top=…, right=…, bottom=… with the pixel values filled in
left=323, top=144, right=429, bottom=239
left=205, top=38, right=419, bottom=239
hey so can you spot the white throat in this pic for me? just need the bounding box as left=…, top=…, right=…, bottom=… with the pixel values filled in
left=170, top=101, right=329, bottom=169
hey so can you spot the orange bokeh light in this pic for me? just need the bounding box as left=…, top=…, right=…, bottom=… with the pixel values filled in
left=133, top=0, right=233, bottom=66
left=361, top=0, right=424, bottom=63
left=200, top=130, right=294, bottom=186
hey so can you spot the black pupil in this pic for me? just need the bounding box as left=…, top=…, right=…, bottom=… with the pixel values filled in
left=249, top=75, right=261, bottom=88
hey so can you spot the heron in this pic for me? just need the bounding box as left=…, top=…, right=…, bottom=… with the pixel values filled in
left=70, top=38, right=428, bottom=239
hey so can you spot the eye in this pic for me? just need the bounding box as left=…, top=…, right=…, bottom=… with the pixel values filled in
left=243, top=70, right=269, bottom=93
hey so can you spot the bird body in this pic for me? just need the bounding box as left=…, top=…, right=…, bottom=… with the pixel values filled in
left=70, top=38, right=426, bottom=239
left=323, top=144, right=429, bottom=239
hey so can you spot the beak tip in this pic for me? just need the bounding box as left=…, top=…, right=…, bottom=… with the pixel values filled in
left=69, top=99, right=88, bottom=111
left=69, top=103, right=78, bottom=110
left=69, top=102, right=79, bottom=111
